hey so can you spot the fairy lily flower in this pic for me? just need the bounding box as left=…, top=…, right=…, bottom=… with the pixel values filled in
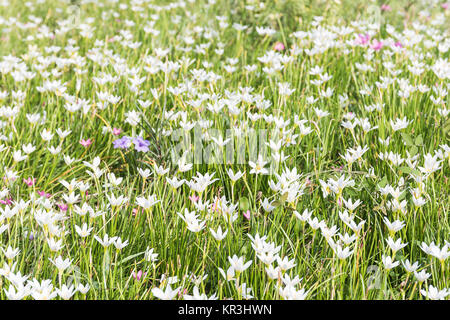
left=49, top=255, right=72, bottom=273
left=77, top=283, right=90, bottom=295
left=210, top=226, right=228, bottom=241
left=151, top=284, right=180, bottom=300
left=278, top=285, right=309, bottom=300
left=226, top=168, right=244, bottom=182
left=30, top=284, right=58, bottom=300
left=370, top=40, right=383, bottom=51
left=189, top=195, right=199, bottom=202
left=390, top=117, right=412, bottom=131
left=420, top=285, right=449, bottom=300
left=57, top=203, right=68, bottom=212
left=228, top=255, right=252, bottom=273
left=257, top=251, right=279, bottom=265
left=106, top=194, right=128, bottom=207
left=261, top=198, right=276, bottom=212
left=37, top=191, right=51, bottom=198
left=113, top=237, right=129, bottom=250
left=402, top=259, right=420, bottom=273
left=112, top=128, right=121, bottom=136
left=249, top=155, right=269, bottom=175
left=57, top=284, right=77, bottom=300
left=132, top=270, right=147, bottom=281
left=277, top=256, right=296, bottom=272
left=382, top=255, right=399, bottom=270
left=183, top=286, right=217, bottom=300
left=79, top=138, right=92, bottom=147
left=2, top=246, right=20, bottom=260
left=237, top=283, right=254, bottom=299
left=135, top=195, right=160, bottom=210
left=154, top=165, right=170, bottom=176
left=144, top=247, right=159, bottom=262
left=414, top=270, right=431, bottom=282
left=265, top=265, right=281, bottom=280
left=75, top=223, right=93, bottom=238
left=4, top=285, right=28, bottom=300
left=137, top=168, right=151, bottom=179
left=94, top=234, right=117, bottom=248
left=177, top=208, right=206, bottom=233
left=273, top=42, right=285, bottom=51
left=383, top=217, right=405, bottom=234
left=386, top=237, right=408, bottom=255
left=356, top=33, right=370, bottom=46
left=420, top=242, right=450, bottom=262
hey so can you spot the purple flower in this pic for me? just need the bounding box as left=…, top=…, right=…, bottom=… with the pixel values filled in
left=133, top=137, right=150, bottom=152
left=113, top=136, right=132, bottom=149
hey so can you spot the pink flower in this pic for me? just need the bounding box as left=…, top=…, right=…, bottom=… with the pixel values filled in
left=57, top=203, right=68, bottom=211
left=3, top=176, right=16, bottom=183
left=132, top=270, right=147, bottom=281
left=178, top=288, right=187, bottom=298
left=112, top=128, right=122, bottom=136
left=23, top=177, right=36, bottom=186
left=273, top=42, right=285, bottom=51
left=243, top=210, right=251, bottom=220
left=189, top=195, right=199, bottom=203
left=357, top=33, right=370, bottom=46
left=37, top=190, right=52, bottom=198
left=80, top=139, right=93, bottom=147
left=442, top=2, right=449, bottom=10
left=370, top=39, right=383, bottom=51
left=381, top=4, right=391, bottom=11
left=394, top=41, right=403, bottom=48
left=304, top=177, right=312, bottom=187
left=211, top=199, right=219, bottom=212
left=0, top=198, right=12, bottom=205
left=132, top=207, right=141, bottom=216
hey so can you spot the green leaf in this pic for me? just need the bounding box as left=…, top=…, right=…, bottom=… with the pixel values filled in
left=116, top=252, right=145, bottom=266
left=239, top=196, right=250, bottom=211
left=104, top=251, right=111, bottom=272
left=377, top=175, right=388, bottom=188
left=398, top=166, right=412, bottom=175
left=271, top=200, right=283, bottom=207
left=414, top=135, right=423, bottom=146
left=401, top=133, right=414, bottom=146
left=279, top=192, right=289, bottom=203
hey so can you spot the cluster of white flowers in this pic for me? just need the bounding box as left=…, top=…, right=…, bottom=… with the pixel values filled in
left=0, top=0, right=448, bottom=300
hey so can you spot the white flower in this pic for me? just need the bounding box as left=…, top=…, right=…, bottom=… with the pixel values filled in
left=144, top=247, right=159, bottom=262
left=228, top=255, right=252, bottom=273
left=151, top=284, right=180, bottom=300
left=382, top=255, right=399, bottom=270
left=249, top=155, right=269, bottom=175
left=136, top=195, right=160, bottom=209
left=49, top=255, right=72, bottom=273
left=420, top=285, right=449, bottom=300
left=75, top=223, right=93, bottom=237
left=210, top=226, right=228, bottom=241
left=57, top=284, right=77, bottom=300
